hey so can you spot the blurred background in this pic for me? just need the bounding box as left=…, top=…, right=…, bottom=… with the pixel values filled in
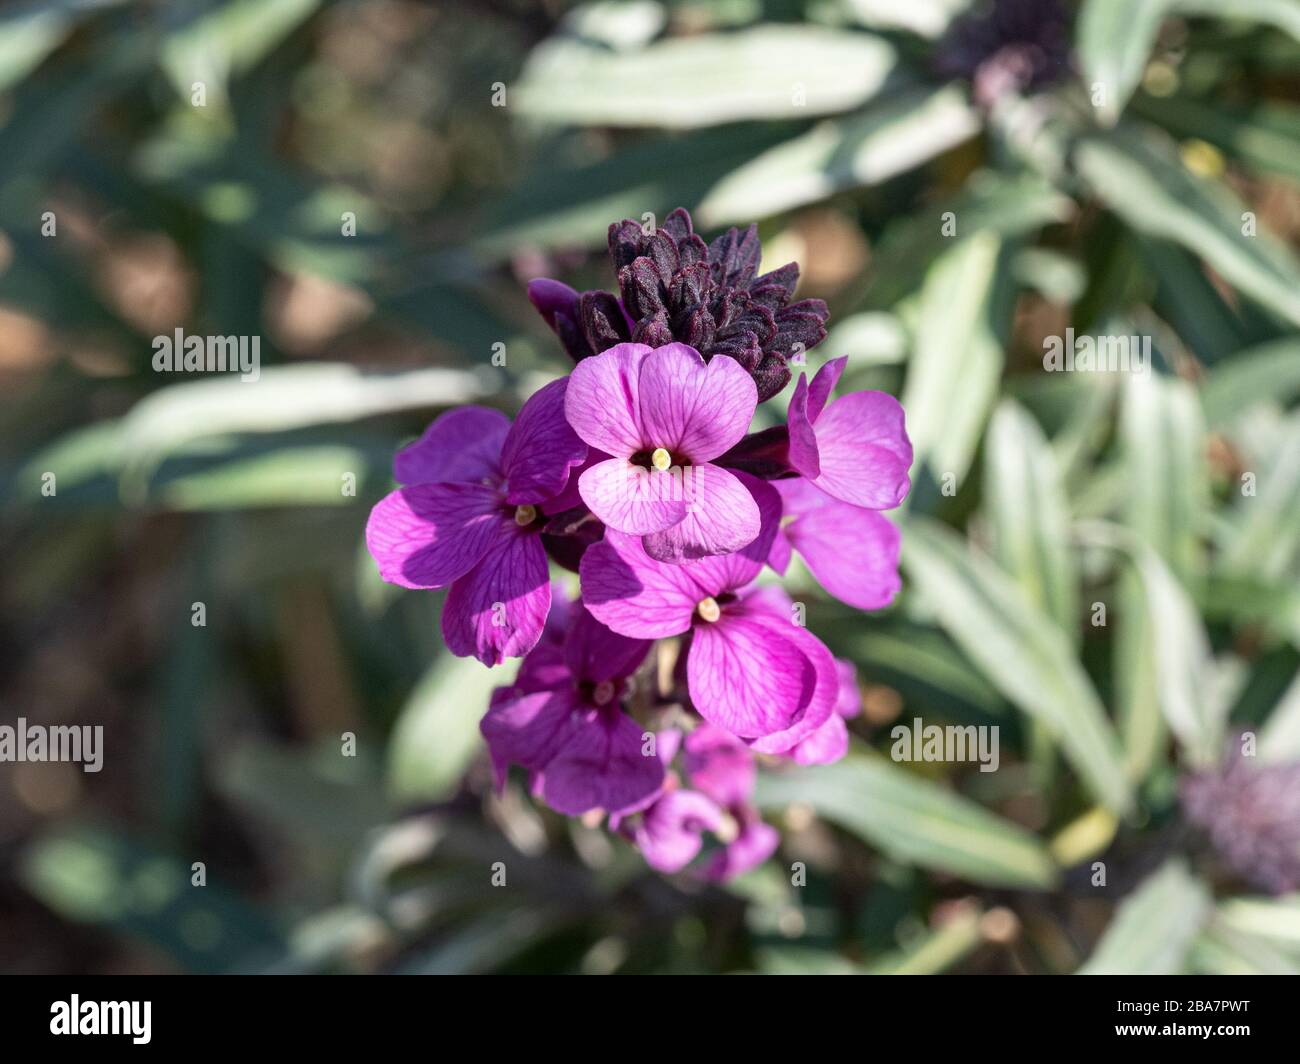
left=2, top=0, right=1299, bottom=975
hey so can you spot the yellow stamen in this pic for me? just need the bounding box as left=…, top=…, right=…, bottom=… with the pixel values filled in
left=650, top=447, right=672, bottom=471
left=513, top=504, right=537, bottom=526
left=696, top=597, right=721, bottom=623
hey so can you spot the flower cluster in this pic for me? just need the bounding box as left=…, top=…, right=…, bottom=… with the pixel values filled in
left=934, top=0, right=1072, bottom=108
left=1181, top=740, right=1300, bottom=895
left=366, top=209, right=911, bottom=879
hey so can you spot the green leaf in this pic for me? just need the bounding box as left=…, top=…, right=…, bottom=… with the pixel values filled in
left=1260, top=669, right=1300, bottom=762
left=863, top=902, right=985, bottom=974
left=984, top=400, right=1079, bottom=637
left=1077, top=0, right=1173, bottom=123
left=842, top=0, right=972, bottom=38
left=1216, top=412, right=1300, bottom=583
left=1078, top=858, right=1212, bottom=974
left=1175, top=0, right=1300, bottom=42
left=835, top=623, right=1009, bottom=726
left=161, top=0, right=321, bottom=107
left=514, top=27, right=896, bottom=129
left=1133, top=94, right=1300, bottom=185
left=1190, top=921, right=1300, bottom=975
left=386, top=652, right=503, bottom=803
left=13, top=364, right=497, bottom=507
left=1079, top=522, right=1224, bottom=767
left=1202, top=339, right=1300, bottom=426
left=0, top=7, right=72, bottom=92
left=1120, top=371, right=1208, bottom=584
left=1075, top=123, right=1300, bottom=328
left=695, top=86, right=979, bottom=224
left=756, top=753, right=1060, bottom=889
left=480, top=123, right=796, bottom=253
left=1214, top=895, right=1300, bottom=958
left=862, top=171, right=1072, bottom=310
left=20, top=825, right=285, bottom=973
left=900, top=517, right=1133, bottom=813
left=900, top=233, right=1008, bottom=493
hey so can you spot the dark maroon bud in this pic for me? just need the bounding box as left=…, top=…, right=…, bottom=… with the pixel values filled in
left=581, top=290, right=631, bottom=352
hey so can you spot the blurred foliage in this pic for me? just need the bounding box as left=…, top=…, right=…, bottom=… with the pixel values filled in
left=1, top=0, right=1299, bottom=975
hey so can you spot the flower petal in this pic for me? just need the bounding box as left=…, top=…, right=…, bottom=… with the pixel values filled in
left=565, top=602, right=652, bottom=684
left=786, top=372, right=820, bottom=479
left=673, top=471, right=781, bottom=585
left=635, top=789, right=724, bottom=874
left=834, top=658, right=862, bottom=719
left=480, top=686, right=580, bottom=789
left=365, top=482, right=502, bottom=589
left=637, top=342, right=757, bottom=463
left=542, top=710, right=664, bottom=816
left=500, top=377, right=588, bottom=505
left=703, top=809, right=779, bottom=881
left=782, top=490, right=902, bottom=610
left=687, top=610, right=822, bottom=740
left=786, top=712, right=849, bottom=765
left=806, top=355, right=847, bottom=422
left=641, top=462, right=760, bottom=563
left=578, top=457, right=687, bottom=536
left=441, top=528, right=551, bottom=665
left=564, top=342, right=654, bottom=457
left=392, top=406, right=509, bottom=486
left=812, top=390, right=913, bottom=509
left=579, top=530, right=707, bottom=639
left=684, top=724, right=756, bottom=807
left=745, top=620, right=839, bottom=754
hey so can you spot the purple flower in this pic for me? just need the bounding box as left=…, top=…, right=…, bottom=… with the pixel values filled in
left=565, top=341, right=762, bottom=562
left=616, top=723, right=779, bottom=878
left=480, top=600, right=663, bottom=817
left=684, top=724, right=778, bottom=880
left=529, top=207, right=830, bottom=402
left=1181, top=741, right=1300, bottom=895
left=935, top=0, right=1073, bottom=109
left=632, top=786, right=726, bottom=874
left=365, top=378, right=587, bottom=666
left=786, top=356, right=912, bottom=510
left=581, top=475, right=838, bottom=753
left=750, top=355, right=909, bottom=610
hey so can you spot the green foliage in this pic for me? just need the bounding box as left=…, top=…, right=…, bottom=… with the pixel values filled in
left=4, top=0, right=1299, bottom=975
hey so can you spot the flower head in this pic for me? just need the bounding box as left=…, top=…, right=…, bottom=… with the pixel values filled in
left=529, top=207, right=830, bottom=402
left=481, top=599, right=662, bottom=817
left=935, top=0, right=1073, bottom=108
left=1181, top=741, right=1300, bottom=895
left=566, top=341, right=762, bottom=562
left=365, top=378, right=587, bottom=665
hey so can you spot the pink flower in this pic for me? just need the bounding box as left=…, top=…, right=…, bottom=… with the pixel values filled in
left=565, top=342, right=761, bottom=563
left=480, top=601, right=662, bottom=817
left=365, top=379, right=586, bottom=666
left=580, top=475, right=838, bottom=753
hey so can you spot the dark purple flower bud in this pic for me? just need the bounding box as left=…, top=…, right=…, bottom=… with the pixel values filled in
left=590, top=208, right=832, bottom=403
left=580, top=290, right=631, bottom=352
left=1181, top=740, right=1300, bottom=895
left=632, top=309, right=674, bottom=348
left=934, top=0, right=1073, bottom=108
left=527, top=278, right=593, bottom=362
